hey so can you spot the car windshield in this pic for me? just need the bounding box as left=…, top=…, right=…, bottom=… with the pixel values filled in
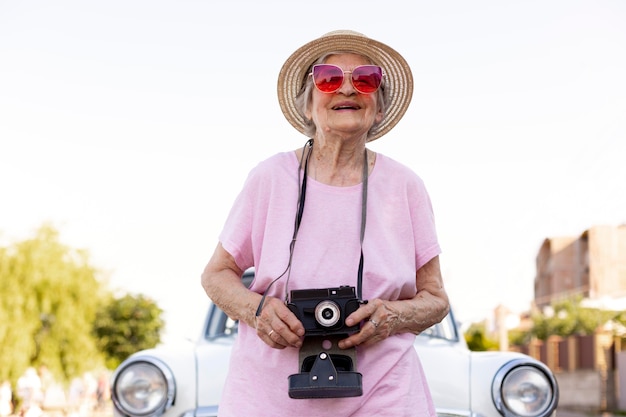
left=204, top=306, right=459, bottom=343
left=418, top=312, right=459, bottom=341
left=204, top=269, right=459, bottom=342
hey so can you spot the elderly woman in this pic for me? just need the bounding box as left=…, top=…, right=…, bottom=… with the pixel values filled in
left=201, top=30, right=449, bottom=416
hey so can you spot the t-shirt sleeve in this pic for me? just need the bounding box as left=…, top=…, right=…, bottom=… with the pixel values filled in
left=408, top=173, right=441, bottom=270
left=219, top=168, right=259, bottom=271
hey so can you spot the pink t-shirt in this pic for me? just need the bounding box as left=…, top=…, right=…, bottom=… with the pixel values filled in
left=217, top=151, right=441, bottom=416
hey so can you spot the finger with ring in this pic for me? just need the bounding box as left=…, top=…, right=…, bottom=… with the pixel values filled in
left=369, top=319, right=379, bottom=328
left=268, top=329, right=275, bottom=337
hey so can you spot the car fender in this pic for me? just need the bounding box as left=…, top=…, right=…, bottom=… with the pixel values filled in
left=195, top=336, right=236, bottom=408
left=415, top=336, right=472, bottom=415
left=469, top=351, right=558, bottom=417
left=112, top=342, right=197, bottom=417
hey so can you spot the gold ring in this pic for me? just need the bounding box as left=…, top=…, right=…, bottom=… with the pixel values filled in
left=369, top=319, right=379, bottom=328
left=268, top=329, right=275, bottom=337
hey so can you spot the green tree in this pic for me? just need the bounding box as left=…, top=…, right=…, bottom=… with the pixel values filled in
left=508, top=328, right=532, bottom=347
left=464, top=322, right=499, bottom=351
left=0, top=225, right=108, bottom=384
left=531, top=297, right=618, bottom=341
left=94, top=293, right=164, bottom=369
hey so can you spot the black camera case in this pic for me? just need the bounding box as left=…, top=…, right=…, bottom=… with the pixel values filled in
left=287, top=285, right=363, bottom=398
left=288, top=335, right=362, bottom=399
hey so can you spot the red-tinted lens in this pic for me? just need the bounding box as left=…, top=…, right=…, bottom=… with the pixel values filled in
left=312, top=64, right=344, bottom=93
left=351, top=65, right=383, bottom=94
left=311, top=64, right=383, bottom=94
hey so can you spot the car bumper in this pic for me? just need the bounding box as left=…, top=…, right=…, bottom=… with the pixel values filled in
left=176, top=406, right=482, bottom=417
left=179, top=405, right=219, bottom=417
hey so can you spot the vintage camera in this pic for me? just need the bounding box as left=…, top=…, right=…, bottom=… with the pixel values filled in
left=287, top=285, right=363, bottom=399
left=286, top=286, right=361, bottom=336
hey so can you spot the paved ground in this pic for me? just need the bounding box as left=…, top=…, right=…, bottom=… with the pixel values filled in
left=557, top=409, right=621, bottom=417
left=11, top=405, right=612, bottom=417
left=22, top=407, right=613, bottom=417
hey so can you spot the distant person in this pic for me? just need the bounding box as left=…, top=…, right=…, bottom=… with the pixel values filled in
left=96, top=371, right=110, bottom=410
left=38, top=365, right=65, bottom=412
left=0, top=380, right=13, bottom=417
left=201, top=30, right=449, bottom=416
left=16, top=368, right=42, bottom=417
left=67, top=377, right=84, bottom=417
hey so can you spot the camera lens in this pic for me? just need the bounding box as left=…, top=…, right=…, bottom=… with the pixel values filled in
left=315, top=300, right=340, bottom=327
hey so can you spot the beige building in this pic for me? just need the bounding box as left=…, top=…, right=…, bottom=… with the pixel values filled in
left=534, top=224, right=626, bottom=310
left=512, top=225, right=626, bottom=411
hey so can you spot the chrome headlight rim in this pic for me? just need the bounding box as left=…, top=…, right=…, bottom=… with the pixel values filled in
left=492, top=358, right=559, bottom=417
left=111, top=355, right=176, bottom=417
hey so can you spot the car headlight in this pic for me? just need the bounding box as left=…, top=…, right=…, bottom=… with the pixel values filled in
left=112, top=356, right=175, bottom=417
left=492, top=359, right=558, bottom=417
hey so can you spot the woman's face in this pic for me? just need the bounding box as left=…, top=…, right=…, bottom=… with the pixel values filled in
left=305, top=53, right=384, bottom=140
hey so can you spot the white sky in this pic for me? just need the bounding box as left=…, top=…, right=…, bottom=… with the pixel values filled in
left=1, top=0, right=625, bottom=342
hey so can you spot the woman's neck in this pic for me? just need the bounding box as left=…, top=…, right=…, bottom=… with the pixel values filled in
left=299, top=138, right=374, bottom=186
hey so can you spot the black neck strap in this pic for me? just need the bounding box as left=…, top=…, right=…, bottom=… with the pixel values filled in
left=255, top=139, right=369, bottom=317
left=287, top=139, right=368, bottom=301
left=357, top=148, right=368, bottom=300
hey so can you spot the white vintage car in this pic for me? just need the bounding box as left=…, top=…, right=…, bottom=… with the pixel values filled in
left=111, top=270, right=559, bottom=417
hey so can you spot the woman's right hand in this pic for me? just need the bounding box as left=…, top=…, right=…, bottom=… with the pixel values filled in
left=255, top=296, right=305, bottom=349
left=201, top=243, right=305, bottom=349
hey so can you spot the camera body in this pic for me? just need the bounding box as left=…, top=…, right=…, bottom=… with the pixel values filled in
left=287, top=286, right=360, bottom=336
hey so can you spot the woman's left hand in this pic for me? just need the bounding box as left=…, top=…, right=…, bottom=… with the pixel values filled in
left=337, top=299, right=398, bottom=349
left=337, top=256, right=449, bottom=349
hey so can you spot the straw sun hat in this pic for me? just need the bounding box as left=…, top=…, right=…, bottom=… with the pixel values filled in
left=277, top=30, right=414, bottom=142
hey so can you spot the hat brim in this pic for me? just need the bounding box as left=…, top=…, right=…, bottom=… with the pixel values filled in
left=277, top=31, right=413, bottom=142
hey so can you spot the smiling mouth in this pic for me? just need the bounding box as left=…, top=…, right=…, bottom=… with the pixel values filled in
left=332, top=105, right=360, bottom=110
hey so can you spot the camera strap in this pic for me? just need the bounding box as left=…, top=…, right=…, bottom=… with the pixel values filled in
left=356, top=148, right=368, bottom=301
left=255, top=139, right=368, bottom=317
left=289, top=140, right=369, bottom=301
left=256, top=139, right=315, bottom=317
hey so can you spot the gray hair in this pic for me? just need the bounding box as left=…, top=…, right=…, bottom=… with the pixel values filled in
left=294, top=53, right=390, bottom=140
